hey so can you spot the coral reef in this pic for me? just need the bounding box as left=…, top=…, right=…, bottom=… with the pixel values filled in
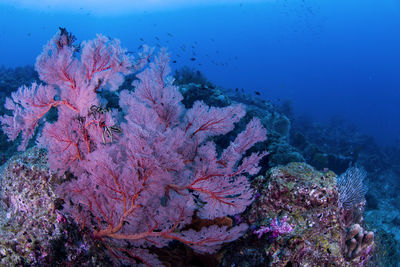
left=180, top=83, right=228, bottom=109
left=220, top=162, right=374, bottom=266
left=2, top=27, right=399, bottom=267
left=0, top=148, right=58, bottom=265
left=290, top=116, right=382, bottom=174
left=289, top=113, right=400, bottom=262
left=174, top=66, right=214, bottom=89
left=0, top=148, right=112, bottom=265
left=0, top=153, right=379, bottom=266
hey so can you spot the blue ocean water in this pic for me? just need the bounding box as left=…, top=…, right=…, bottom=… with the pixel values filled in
left=0, top=0, right=399, bottom=146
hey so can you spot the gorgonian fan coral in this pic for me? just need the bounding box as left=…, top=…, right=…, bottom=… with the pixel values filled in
left=0, top=28, right=267, bottom=265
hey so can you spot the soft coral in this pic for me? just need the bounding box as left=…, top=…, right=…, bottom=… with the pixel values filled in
left=1, top=28, right=142, bottom=174
left=1, top=29, right=268, bottom=265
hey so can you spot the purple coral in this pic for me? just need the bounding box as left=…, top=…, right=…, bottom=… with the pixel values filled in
left=254, top=216, right=294, bottom=239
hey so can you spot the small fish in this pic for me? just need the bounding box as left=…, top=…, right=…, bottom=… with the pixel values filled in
left=167, top=32, right=174, bottom=37
left=255, top=91, right=260, bottom=96
left=140, top=38, right=144, bottom=42
left=155, top=36, right=160, bottom=41
left=190, top=57, right=196, bottom=61
left=172, top=60, right=177, bottom=63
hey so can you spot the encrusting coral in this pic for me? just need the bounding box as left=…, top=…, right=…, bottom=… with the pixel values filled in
left=220, top=162, right=374, bottom=266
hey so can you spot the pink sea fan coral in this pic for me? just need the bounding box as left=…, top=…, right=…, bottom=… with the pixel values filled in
left=1, top=29, right=268, bottom=265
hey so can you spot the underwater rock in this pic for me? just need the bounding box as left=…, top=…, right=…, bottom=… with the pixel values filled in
left=0, top=148, right=112, bottom=266
left=365, top=193, right=379, bottom=210
left=365, top=228, right=400, bottom=266
left=0, top=148, right=58, bottom=265
left=263, top=112, right=291, bottom=138
left=291, top=132, right=308, bottom=150
left=300, top=143, right=352, bottom=173
left=179, top=82, right=231, bottom=108
left=220, top=162, right=374, bottom=266
left=289, top=118, right=384, bottom=175
left=266, top=135, right=305, bottom=167
left=173, top=66, right=213, bottom=88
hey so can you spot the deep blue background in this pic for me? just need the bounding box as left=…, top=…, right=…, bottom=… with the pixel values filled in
left=0, top=0, right=399, bottom=145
